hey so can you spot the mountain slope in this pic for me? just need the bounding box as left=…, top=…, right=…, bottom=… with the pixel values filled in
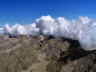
left=0, top=35, right=96, bottom=72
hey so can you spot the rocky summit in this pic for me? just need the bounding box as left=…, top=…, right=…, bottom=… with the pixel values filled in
left=0, top=35, right=96, bottom=72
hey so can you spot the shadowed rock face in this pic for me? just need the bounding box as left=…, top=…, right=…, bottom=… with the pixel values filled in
left=0, top=35, right=96, bottom=72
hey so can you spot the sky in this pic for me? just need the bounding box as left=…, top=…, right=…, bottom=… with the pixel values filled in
left=0, top=0, right=96, bottom=25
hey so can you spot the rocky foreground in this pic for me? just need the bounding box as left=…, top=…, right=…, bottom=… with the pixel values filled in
left=0, top=35, right=96, bottom=72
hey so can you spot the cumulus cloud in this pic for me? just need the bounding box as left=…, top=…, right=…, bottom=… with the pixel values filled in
left=4, top=23, right=40, bottom=36
left=36, top=16, right=58, bottom=36
left=2, top=15, right=96, bottom=50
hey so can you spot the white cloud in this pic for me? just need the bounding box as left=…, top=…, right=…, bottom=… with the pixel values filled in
left=2, top=16, right=96, bottom=50
left=36, top=15, right=57, bottom=35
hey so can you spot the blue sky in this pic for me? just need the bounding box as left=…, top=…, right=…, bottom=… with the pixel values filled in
left=0, top=0, right=96, bottom=25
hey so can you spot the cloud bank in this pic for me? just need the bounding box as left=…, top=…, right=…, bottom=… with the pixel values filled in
left=1, top=15, right=96, bottom=50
